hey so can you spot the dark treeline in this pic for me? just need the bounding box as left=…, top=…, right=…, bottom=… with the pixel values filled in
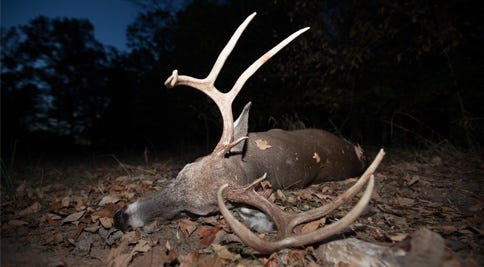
left=1, top=0, right=483, bottom=162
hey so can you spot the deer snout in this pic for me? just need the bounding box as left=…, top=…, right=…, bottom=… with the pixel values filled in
left=114, top=206, right=132, bottom=231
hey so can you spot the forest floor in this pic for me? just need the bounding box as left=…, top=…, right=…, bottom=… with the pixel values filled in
left=1, top=146, right=483, bottom=266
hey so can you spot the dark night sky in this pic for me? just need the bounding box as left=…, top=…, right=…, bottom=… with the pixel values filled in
left=1, top=0, right=140, bottom=51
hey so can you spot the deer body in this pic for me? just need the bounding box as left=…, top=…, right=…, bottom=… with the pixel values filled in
left=114, top=13, right=384, bottom=253
left=114, top=127, right=365, bottom=231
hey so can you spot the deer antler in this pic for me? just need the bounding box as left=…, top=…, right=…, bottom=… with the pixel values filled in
left=165, top=12, right=309, bottom=156
left=217, top=149, right=385, bottom=254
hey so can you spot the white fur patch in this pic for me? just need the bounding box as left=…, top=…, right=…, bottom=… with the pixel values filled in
left=125, top=202, right=145, bottom=228
left=126, top=201, right=139, bottom=214
left=238, top=207, right=275, bottom=233
left=128, top=214, right=145, bottom=228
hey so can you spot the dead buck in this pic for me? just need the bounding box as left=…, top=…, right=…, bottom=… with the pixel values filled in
left=114, top=12, right=385, bottom=253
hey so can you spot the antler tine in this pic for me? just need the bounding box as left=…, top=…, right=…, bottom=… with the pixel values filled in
left=286, top=149, right=385, bottom=233
left=217, top=149, right=385, bottom=254
left=206, top=12, right=257, bottom=83
left=164, top=13, right=256, bottom=95
left=227, top=27, right=310, bottom=101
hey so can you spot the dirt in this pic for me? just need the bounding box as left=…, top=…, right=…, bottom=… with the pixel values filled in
left=1, top=147, right=482, bottom=266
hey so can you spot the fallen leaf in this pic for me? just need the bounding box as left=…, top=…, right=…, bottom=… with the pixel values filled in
left=17, top=202, right=41, bottom=217
left=45, top=213, right=56, bottom=225
left=212, top=244, right=241, bottom=261
left=389, top=233, right=408, bottom=242
left=178, top=219, right=197, bottom=238
left=301, top=218, right=326, bottom=233
left=397, top=197, right=416, bottom=206
left=196, top=225, right=221, bottom=246
left=115, top=176, right=129, bottom=183
left=99, top=195, right=120, bottom=206
left=406, top=175, right=420, bottom=186
left=178, top=252, right=221, bottom=267
left=72, top=224, right=86, bottom=241
left=93, top=205, right=117, bottom=218
left=255, top=139, right=272, bottom=150
left=84, top=222, right=100, bottom=232
left=131, top=245, right=177, bottom=267
left=62, top=210, right=86, bottom=224
left=105, top=237, right=130, bottom=267
left=133, top=239, right=151, bottom=253
left=428, top=225, right=458, bottom=233
left=75, top=199, right=86, bottom=211
left=61, top=196, right=71, bottom=207
left=100, top=217, right=113, bottom=228
left=43, top=231, right=63, bottom=244
left=284, top=248, right=308, bottom=266
left=276, top=189, right=287, bottom=202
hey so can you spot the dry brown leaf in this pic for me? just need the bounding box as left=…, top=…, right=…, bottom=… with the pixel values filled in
left=84, top=222, right=100, bottom=232
left=301, top=218, right=326, bottom=233
left=276, top=189, right=287, bottom=202
left=406, top=175, right=420, bottom=186
left=389, top=233, right=408, bottom=242
left=178, top=252, right=222, bottom=267
left=62, top=210, right=86, bottom=223
left=111, top=184, right=127, bottom=192
left=428, top=225, right=459, bottom=233
left=141, top=180, right=153, bottom=186
left=61, top=196, right=71, bottom=207
left=264, top=253, right=281, bottom=267
left=212, top=244, right=241, bottom=261
left=75, top=199, right=86, bottom=211
left=17, top=202, right=41, bottom=217
left=99, top=195, right=120, bottom=206
left=133, top=239, right=151, bottom=253
left=71, top=224, right=85, bottom=241
left=93, top=205, right=116, bottom=218
left=53, top=232, right=64, bottom=244
left=42, top=231, right=63, bottom=245
left=284, top=248, right=308, bottom=266
left=397, top=197, right=416, bottom=206
left=100, top=217, right=113, bottom=228
left=109, top=253, right=132, bottom=267
left=45, top=213, right=56, bottom=226
left=105, top=237, right=131, bottom=267
left=255, top=139, right=272, bottom=150
left=178, top=252, right=203, bottom=267
left=131, top=245, right=177, bottom=267
left=115, top=176, right=129, bottom=183
left=178, top=219, right=198, bottom=237
left=196, top=225, right=221, bottom=246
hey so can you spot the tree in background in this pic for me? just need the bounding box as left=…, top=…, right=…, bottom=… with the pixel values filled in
left=1, top=16, right=111, bottom=156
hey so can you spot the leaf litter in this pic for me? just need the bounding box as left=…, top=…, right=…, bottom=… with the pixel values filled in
left=1, top=148, right=482, bottom=266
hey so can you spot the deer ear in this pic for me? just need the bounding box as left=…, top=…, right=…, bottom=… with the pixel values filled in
left=231, top=102, right=251, bottom=153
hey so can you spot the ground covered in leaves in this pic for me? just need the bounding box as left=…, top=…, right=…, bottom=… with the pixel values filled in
left=1, top=147, right=483, bottom=266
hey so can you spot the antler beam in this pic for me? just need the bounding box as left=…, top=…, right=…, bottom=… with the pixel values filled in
left=217, top=149, right=385, bottom=254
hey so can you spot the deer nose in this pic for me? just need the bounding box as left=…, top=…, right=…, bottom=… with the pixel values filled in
left=114, top=206, right=132, bottom=231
